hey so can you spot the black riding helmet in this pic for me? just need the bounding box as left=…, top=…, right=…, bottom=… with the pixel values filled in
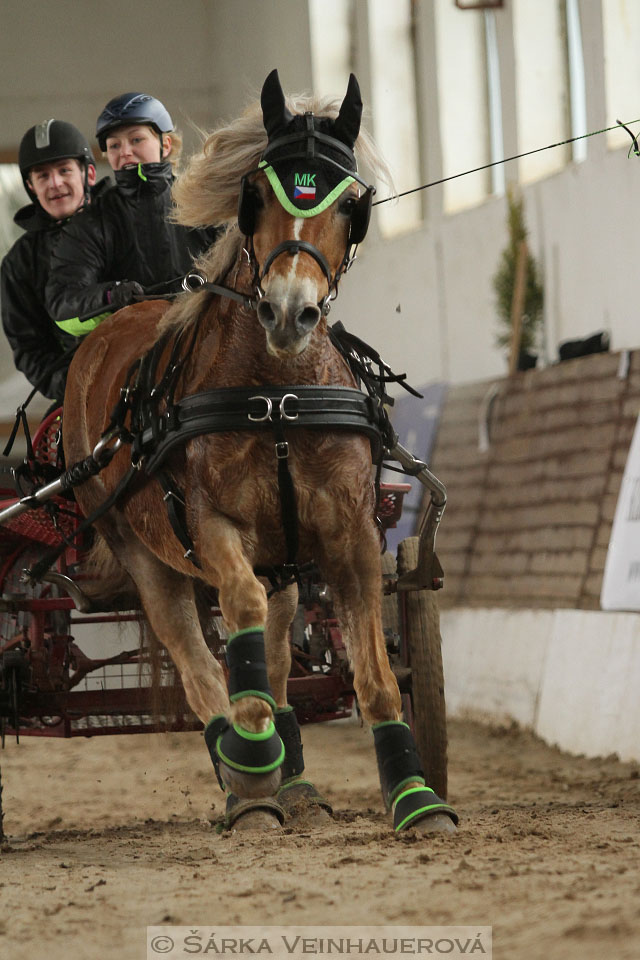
left=96, top=93, right=173, bottom=153
left=18, top=119, right=94, bottom=196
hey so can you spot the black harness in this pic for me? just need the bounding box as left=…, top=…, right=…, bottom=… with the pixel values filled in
left=18, top=305, right=419, bottom=590
left=94, top=315, right=405, bottom=590
left=140, top=384, right=385, bottom=473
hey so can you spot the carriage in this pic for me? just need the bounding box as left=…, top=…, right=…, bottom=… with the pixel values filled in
left=0, top=69, right=457, bottom=837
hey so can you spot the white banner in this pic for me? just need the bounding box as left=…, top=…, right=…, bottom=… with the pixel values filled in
left=601, top=413, right=640, bottom=609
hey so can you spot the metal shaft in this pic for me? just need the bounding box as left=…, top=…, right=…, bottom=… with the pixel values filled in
left=0, top=477, right=66, bottom=526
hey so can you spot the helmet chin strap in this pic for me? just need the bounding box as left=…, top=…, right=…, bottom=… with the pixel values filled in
left=83, top=160, right=90, bottom=206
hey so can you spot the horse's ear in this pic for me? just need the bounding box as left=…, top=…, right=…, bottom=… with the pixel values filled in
left=261, top=69, right=294, bottom=138
left=333, top=73, right=363, bottom=148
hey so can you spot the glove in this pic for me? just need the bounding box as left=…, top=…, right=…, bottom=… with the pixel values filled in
left=106, top=280, right=145, bottom=310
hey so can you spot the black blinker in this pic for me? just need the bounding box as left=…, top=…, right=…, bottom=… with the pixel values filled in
left=349, top=190, right=373, bottom=245
left=238, top=176, right=257, bottom=236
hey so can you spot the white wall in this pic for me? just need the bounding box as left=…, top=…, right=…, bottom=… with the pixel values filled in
left=441, top=607, right=640, bottom=763
left=0, top=0, right=313, bottom=158
left=1, top=0, right=638, bottom=399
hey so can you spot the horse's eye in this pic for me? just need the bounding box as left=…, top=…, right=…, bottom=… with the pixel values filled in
left=250, top=186, right=264, bottom=208
left=339, top=196, right=357, bottom=215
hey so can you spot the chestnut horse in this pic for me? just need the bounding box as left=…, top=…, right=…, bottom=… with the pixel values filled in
left=63, top=70, right=457, bottom=834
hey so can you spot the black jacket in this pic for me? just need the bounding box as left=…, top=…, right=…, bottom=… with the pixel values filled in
left=45, top=162, right=217, bottom=331
left=1, top=177, right=112, bottom=402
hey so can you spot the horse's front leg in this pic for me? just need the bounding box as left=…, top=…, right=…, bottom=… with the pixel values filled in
left=196, top=518, right=284, bottom=804
left=321, top=520, right=458, bottom=834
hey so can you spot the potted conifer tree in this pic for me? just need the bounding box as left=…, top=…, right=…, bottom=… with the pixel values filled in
left=493, top=186, right=544, bottom=371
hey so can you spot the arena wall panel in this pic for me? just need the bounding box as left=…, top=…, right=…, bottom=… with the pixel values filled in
left=428, top=349, right=640, bottom=610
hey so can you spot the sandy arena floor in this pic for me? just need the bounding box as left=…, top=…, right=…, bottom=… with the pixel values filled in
left=1, top=716, right=639, bottom=960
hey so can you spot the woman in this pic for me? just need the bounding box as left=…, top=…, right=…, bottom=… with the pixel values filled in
left=46, top=93, right=218, bottom=337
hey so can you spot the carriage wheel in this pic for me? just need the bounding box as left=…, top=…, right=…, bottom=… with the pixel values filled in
left=0, top=762, right=4, bottom=840
left=396, top=537, right=448, bottom=800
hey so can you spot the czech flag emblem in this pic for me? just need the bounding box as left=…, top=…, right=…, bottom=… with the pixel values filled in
left=294, top=184, right=316, bottom=200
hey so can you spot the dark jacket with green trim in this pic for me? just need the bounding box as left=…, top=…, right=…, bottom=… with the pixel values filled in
left=1, top=177, right=112, bottom=403
left=45, top=162, right=218, bottom=335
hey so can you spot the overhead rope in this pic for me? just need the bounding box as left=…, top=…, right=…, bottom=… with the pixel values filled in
left=373, top=118, right=640, bottom=207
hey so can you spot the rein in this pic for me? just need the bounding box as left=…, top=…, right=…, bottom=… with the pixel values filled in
left=181, top=234, right=355, bottom=320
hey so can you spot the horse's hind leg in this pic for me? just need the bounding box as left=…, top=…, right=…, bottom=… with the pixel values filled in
left=101, top=531, right=230, bottom=723
left=321, top=522, right=458, bottom=834
left=263, top=584, right=332, bottom=823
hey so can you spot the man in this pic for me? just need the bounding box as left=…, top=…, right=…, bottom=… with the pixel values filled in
left=1, top=120, right=110, bottom=403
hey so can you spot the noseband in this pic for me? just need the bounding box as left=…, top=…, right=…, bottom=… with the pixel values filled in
left=257, top=239, right=335, bottom=315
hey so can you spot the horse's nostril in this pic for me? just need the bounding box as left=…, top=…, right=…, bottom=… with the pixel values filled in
left=257, top=300, right=277, bottom=331
left=295, top=305, right=321, bottom=335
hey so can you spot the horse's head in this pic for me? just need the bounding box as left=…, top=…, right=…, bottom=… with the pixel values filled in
left=240, top=70, right=374, bottom=358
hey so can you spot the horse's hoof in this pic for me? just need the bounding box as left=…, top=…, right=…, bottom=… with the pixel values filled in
left=392, top=787, right=459, bottom=833
left=409, top=812, right=457, bottom=834
left=277, top=779, right=333, bottom=826
left=224, top=794, right=285, bottom=832
left=219, top=762, right=282, bottom=800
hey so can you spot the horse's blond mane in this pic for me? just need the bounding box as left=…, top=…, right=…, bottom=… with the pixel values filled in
left=161, top=89, right=394, bottom=332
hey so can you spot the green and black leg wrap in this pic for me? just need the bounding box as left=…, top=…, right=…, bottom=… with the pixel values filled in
left=226, top=627, right=276, bottom=708
left=205, top=714, right=284, bottom=781
left=274, top=706, right=333, bottom=816
left=204, top=715, right=229, bottom=789
left=274, top=706, right=304, bottom=781
left=372, top=721, right=458, bottom=831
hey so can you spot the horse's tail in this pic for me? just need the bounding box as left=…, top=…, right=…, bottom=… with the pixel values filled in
left=80, top=532, right=139, bottom=603
left=80, top=533, right=187, bottom=728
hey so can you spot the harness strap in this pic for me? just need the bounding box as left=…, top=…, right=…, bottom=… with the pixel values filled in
left=328, top=322, right=423, bottom=401
left=155, top=470, right=202, bottom=569
left=2, top=345, right=80, bottom=458
left=260, top=240, right=333, bottom=291
left=272, top=415, right=298, bottom=568
left=139, top=385, right=387, bottom=475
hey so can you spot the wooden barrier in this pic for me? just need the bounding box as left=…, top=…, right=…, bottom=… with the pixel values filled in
left=426, top=349, right=640, bottom=609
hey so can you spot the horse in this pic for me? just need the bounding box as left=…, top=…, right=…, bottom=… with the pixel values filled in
left=62, top=69, right=458, bottom=834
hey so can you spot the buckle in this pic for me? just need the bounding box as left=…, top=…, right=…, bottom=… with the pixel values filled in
left=275, top=441, right=289, bottom=459
left=279, top=393, right=299, bottom=421
left=182, top=272, right=206, bottom=292
left=248, top=395, right=273, bottom=422
left=163, top=489, right=185, bottom=506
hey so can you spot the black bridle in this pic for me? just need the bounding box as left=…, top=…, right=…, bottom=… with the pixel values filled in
left=243, top=231, right=355, bottom=318
left=237, top=116, right=375, bottom=317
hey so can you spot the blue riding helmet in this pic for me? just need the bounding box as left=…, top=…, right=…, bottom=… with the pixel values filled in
left=96, top=93, right=173, bottom=150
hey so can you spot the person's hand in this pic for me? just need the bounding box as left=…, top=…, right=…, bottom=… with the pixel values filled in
left=106, top=280, right=145, bottom=310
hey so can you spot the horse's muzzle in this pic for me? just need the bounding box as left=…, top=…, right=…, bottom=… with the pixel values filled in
left=257, top=298, right=321, bottom=353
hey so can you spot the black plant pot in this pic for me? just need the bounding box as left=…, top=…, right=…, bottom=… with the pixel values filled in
left=518, top=350, right=537, bottom=371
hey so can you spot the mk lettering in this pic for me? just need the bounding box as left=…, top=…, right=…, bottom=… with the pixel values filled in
left=294, top=173, right=316, bottom=186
